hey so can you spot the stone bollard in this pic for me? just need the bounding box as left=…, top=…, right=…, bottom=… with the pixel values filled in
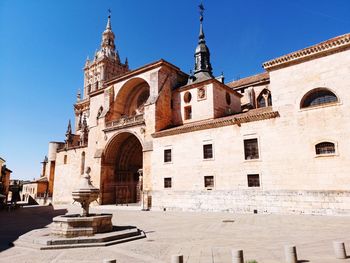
left=103, top=259, right=116, bottom=263
left=171, top=254, right=183, bottom=263
left=231, top=249, right=244, bottom=263
left=333, top=241, right=347, bottom=259
left=284, top=245, right=297, bottom=263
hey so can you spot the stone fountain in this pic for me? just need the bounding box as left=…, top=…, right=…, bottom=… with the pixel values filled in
left=14, top=167, right=145, bottom=249
left=51, top=167, right=113, bottom=237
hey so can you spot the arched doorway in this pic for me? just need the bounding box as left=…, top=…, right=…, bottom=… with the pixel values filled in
left=101, top=132, right=143, bottom=205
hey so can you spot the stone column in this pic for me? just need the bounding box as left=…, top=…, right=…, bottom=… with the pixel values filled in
left=284, top=245, right=297, bottom=263
left=333, top=241, right=347, bottom=259
left=231, top=249, right=244, bottom=263
left=171, top=255, right=183, bottom=263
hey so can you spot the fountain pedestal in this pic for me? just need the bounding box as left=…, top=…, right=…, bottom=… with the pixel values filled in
left=51, top=213, right=113, bottom=237
left=51, top=167, right=112, bottom=238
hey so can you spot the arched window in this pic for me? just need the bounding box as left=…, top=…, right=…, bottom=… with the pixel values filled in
left=315, top=142, right=335, bottom=155
left=257, top=89, right=272, bottom=108
left=97, top=106, right=103, bottom=119
left=81, top=152, right=85, bottom=175
left=300, top=88, right=338, bottom=109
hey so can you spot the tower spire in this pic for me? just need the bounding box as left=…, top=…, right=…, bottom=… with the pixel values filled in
left=189, top=3, right=213, bottom=84
left=106, top=9, right=112, bottom=30
left=66, top=120, right=72, bottom=136
left=100, top=10, right=116, bottom=53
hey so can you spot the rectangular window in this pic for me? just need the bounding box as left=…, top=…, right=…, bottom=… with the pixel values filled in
left=244, top=139, right=259, bottom=160
left=184, top=106, right=192, bottom=120
left=64, top=155, right=68, bottom=164
left=164, top=149, right=172, bottom=163
left=247, top=174, right=260, bottom=187
left=203, top=144, right=213, bottom=159
left=164, top=177, right=172, bottom=188
left=204, top=176, right=214, bottom=188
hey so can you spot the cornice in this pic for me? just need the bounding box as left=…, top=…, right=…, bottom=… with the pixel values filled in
left=263, top=33, right=350, bottom=71
left=152, top=107, right=279, bottom=138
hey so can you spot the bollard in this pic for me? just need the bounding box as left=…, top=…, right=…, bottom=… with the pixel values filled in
left=171, top=254, right=183, bottom=263
left=231, top=249, right=244, bottom=263
left=284, top=245, right=297, bottom=263
left=103, top=260, right=116, bottom=263
left=333, top=241, right=347, bottom=259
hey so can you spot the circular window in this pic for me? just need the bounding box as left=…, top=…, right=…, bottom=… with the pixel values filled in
left=184, top=91, right=192, bottom=103
left=226, top=92, right=231, bottom=105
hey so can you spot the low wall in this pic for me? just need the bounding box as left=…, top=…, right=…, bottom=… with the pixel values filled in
left=151, top=189, right=350, bottom=216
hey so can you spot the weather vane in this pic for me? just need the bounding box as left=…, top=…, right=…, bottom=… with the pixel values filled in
left=108, top=8, right=112, bottom=17
left=199, top=2, right=204, bottom=21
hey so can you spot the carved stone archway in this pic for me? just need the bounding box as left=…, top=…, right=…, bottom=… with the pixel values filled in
left=101, top=132, right=143, bottom=205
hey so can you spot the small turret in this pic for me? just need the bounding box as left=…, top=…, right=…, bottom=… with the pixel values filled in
left=65, top=120, right=73, bottom=147
left=188, top=3, right=214, bottom=84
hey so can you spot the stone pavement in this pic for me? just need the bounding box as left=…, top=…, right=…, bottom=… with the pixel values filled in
left=1, top=204, right=350, bottom=263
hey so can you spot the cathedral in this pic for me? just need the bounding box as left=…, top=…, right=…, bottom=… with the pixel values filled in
left=43, top=9, right=350, bottom=215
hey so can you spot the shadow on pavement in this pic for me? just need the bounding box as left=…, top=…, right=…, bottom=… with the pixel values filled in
left=0, top=205, right=67, bottom=252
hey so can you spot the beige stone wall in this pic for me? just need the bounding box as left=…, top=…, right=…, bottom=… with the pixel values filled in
left=53, top=148, right=86, bottom=204
left=212, top=82, right=241, bottom=117
left=149, top=49, right=350, bottom=214
left=52, top=44, right=350, bottom=215
left=151, top=190, right=350, bottom=215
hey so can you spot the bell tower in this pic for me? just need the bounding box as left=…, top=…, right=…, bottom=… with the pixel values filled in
left=188, top=3, right=214, bottom=84
left=83, top=11, right=129, bottom=98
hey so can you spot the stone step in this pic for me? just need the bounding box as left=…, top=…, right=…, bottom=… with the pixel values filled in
left=40, top=231, right=146, bottom=250
left=51, top=227, right=95, bottom=237
left=13, top=227, right=146, bottom=249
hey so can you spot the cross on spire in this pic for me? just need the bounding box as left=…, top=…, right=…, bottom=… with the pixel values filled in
left=199, top=2, right=204, bottom=21
left=106, top=9, right=112, bottom=30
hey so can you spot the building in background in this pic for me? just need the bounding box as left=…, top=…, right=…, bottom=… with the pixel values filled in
left=21, top=156, right=52, bottom=205
left=44, top=7, right=350, bottom=215
left=0, top=157, right=12, bottom=206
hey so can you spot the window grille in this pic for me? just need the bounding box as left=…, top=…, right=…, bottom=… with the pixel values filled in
left=164, top=178, right=172, bottom=188
left=244, top=139, right=259, bottom=160
left=204, top=176, right=214, bottom=188
left=164, top=149, right=172, bottom=163
left=203, top=144, right=213, bottom=159
left=247, top=174, right=260, bottom=187
left=301, top=88, right=338, bottom=108
left=315, top=142, right=335, bottom=155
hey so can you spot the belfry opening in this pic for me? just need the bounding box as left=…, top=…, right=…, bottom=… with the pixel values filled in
left=101, top=132, right=143, bottom=205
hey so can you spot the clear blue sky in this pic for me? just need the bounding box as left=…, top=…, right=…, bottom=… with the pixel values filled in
left=1, top=0, right=350, bottom=181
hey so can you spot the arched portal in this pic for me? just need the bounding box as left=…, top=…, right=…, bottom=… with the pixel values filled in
left=105, top=77, right=150, bottom=123
left=101, top=132, right=143, bottom=205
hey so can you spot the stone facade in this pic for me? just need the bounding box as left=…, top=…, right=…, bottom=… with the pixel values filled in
left=46, top=13, right=350, bottom=215
left=0, top=157, right=12, bottom=204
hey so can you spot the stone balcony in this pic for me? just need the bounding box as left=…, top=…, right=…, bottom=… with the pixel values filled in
left=104, top=114, right=145, bottom=132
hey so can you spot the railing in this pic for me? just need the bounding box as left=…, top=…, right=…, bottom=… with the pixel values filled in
left=105, top=114, right=145, bottom=130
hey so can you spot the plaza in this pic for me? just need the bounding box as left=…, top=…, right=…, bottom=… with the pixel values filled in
left=1, top=205, right=350, bottom=262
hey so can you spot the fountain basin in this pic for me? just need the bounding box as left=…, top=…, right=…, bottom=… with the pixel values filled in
left=51, top=213, right=113, bottom=238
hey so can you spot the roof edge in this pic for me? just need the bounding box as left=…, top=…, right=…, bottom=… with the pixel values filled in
left=263, top=33, right=350, bottom=71
left=105, top=59, right=188, bottom=86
